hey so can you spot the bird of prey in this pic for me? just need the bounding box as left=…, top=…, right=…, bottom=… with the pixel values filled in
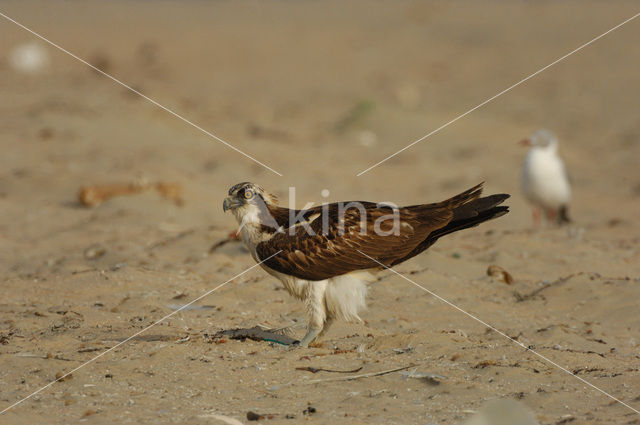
left=223, top=182, right=509, bottom=347
left=521, top=129, right=571, bottom=225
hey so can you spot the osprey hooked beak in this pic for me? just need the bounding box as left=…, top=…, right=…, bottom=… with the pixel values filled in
left=223, top=196, right=243, bottom=212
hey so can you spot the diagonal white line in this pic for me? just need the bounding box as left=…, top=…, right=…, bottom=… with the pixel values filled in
left=0, top=250, right=282, bottom=415
left=356, top=11, right=640, bottom=176
left=356, top=249, right=640, bottom=416
left=0, top=11, right=283, bottom=177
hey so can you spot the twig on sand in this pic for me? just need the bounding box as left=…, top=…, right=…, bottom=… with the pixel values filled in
left=14, top=352, right=76, bottom=362
left=514, top=273, right=577, bottom=301
left=296, top=366, right=363, bottom=374
left=304, top=364, right=417, bottom=384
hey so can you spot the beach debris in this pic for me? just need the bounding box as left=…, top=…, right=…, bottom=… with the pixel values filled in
left=110, top=295, right=130, bottom=313
left=78, top=180, right=183, bottom=207
left=295, top=366, right=363, bottom=374
left=9, top=41, right=50, bottom=74
left=175, top=335, right=190, bottom=344
left=84, top=244, right=106, bottom=260
left=487, top=265, right=514, bottom=284
left=305, top=364, right=417, bottom=383
left=302, top=405, right=316, bottom=416
left=463, top=399, right=538, bottom=425
left=246, top=411, right=263, bottom=421
left=111, top=263, right=126, bottom=271
left=102, top=334, right=176, bottom=343
left=515, top=273, right=578, bottom=301
left=199, top=414, right=245, bottom=425
left=472, top=359, right=499, bottom=369
left=399, top=368, right=447, bottom=385
left=81, top=409, right=97, bottom=418
left=167, top=304, right=215, bottom=311
left=155, top=182, right=184, bottom=205
left=207, top=326, right=298, bottom=346
left=78, top=181, right=147, bottom=207
left=14, top=352, right=73, bottom=361
left=77, top=347, right=106, bottom=353
left=0, top=330, right=16, bottom=345
left=55, top=370, right=73, bottom=382
left=51, top=311, right=84, bottom=330
left=392, top=344, right=414, bottom=354
left=246, top=411, right=277, bottom=421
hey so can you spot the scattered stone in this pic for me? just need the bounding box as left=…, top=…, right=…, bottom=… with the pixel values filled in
left=302, top=406, right=316, bottom=415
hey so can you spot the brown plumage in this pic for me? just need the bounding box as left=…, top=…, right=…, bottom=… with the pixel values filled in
left=255, top=183, right=508, bottom=279
left=223, top=182, right=509, bottom=347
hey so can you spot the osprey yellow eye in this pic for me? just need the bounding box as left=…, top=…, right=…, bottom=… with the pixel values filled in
left=244, top=190, right=254, bottom=199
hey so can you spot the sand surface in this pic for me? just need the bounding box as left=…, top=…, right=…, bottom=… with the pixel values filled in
left=1, top=1, right=639, bottom=424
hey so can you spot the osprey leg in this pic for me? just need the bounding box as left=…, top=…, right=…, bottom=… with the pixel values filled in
left=299, top=280, right=329, bottom=347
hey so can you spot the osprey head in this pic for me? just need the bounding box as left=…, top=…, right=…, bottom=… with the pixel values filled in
left=223, top=182, right=277, bottom=213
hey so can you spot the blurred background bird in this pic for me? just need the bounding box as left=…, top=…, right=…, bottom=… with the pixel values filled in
left=521, top=129, right=571, bottom=226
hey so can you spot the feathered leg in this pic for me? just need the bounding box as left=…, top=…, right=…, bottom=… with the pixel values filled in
left=298, top=280, right=328, bottom=347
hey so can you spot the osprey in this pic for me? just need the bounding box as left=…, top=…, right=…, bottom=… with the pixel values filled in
left=223, top=182, right=509, bottom=347
left=521, top=129, right=571, bottom=225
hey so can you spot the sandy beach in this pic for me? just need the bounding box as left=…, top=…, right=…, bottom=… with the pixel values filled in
left=1, top=1, right=639, bottom=423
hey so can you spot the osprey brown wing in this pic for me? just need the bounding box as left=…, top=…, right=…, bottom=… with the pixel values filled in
left=255, top=201, right=455, bottom=281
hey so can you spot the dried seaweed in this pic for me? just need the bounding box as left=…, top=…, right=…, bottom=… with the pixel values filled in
left=208, top=326, right=297, bottom=346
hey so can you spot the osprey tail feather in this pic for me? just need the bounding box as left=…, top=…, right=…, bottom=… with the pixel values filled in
left=432, top=193, right=510, bottom=240
left=391, top=188, right=509, bottom=266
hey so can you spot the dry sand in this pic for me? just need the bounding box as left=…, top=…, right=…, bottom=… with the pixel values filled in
left=1, top=1, right=639, bottom=424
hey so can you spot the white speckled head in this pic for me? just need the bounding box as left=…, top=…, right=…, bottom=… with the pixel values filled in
left=528, top=129, right=558, bottom=150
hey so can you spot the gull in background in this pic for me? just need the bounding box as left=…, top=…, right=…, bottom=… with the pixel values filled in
left=521, top=129, right=571, bottom=226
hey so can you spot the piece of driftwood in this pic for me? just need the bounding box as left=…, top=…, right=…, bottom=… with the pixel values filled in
left=210, top=326, right=298, bottom=346
left=400, top=369, right=448, bottom=384
left=305, top=364, right=417, bottom=383
left=296, top=366, right=363, bottom=374
left=78, top=180, right=183, bottom=207
left=78, top=182, right=147, bottom=207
